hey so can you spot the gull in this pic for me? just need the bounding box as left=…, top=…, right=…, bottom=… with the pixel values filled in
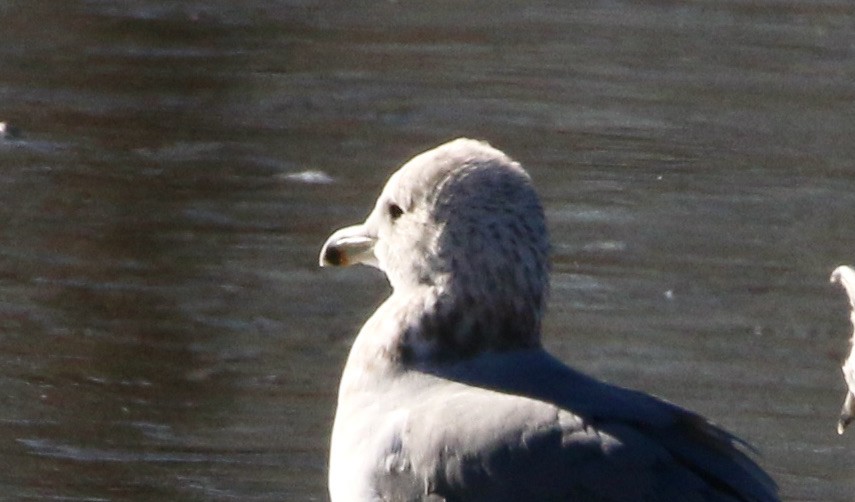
left=831, top=265, right=855, bottom=434
left=319, top=138, right=778, bottom=501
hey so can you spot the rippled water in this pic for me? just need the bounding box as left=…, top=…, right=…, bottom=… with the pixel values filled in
left=2, top=1, right=855, bottom=500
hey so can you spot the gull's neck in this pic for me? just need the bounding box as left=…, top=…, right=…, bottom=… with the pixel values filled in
left=340, top=280, right=542, bottom=390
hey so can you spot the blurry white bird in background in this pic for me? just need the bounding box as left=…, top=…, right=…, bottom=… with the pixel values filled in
left=830, top=265, right=855, bottom=434
left=320, top=138, right=778, bottom=501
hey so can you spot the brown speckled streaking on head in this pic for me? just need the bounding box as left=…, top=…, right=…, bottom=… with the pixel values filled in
left=319, top=138, right=779, bottom=501
left=831, top=265, right=855, bottom=434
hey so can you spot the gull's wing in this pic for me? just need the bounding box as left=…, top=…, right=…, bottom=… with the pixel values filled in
left=391, top=349, right=779, bottom=501
left=379, top=381, right=723, bottom=500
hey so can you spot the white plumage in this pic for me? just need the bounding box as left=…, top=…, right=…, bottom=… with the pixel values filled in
left=831, top=265, right=855, bottom=434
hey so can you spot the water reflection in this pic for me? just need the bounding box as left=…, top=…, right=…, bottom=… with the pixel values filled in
left=0, top=1, right=854, bottom=500
left=1, top=2, right=334, bottom=499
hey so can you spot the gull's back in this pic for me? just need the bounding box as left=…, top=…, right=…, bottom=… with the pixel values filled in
left=331, top=348, right=776, bottom=502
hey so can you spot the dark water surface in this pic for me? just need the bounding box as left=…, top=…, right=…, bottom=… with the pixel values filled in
left=1, top=1, right=855, bottom=500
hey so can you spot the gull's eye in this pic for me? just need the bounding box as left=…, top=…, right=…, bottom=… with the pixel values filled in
left=388, top=203, right=404, bottom=221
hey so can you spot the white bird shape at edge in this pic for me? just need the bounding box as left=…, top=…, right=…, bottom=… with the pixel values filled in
left=319, top=138, right=778, bottom=501
left=831, top=265, right=855, bottom=434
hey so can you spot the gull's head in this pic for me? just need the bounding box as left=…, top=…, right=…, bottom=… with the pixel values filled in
left=320, top=138, right=550, bottom=358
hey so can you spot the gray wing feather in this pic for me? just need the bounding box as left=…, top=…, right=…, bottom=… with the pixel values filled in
left=393, top=349, right=780, bottom=501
